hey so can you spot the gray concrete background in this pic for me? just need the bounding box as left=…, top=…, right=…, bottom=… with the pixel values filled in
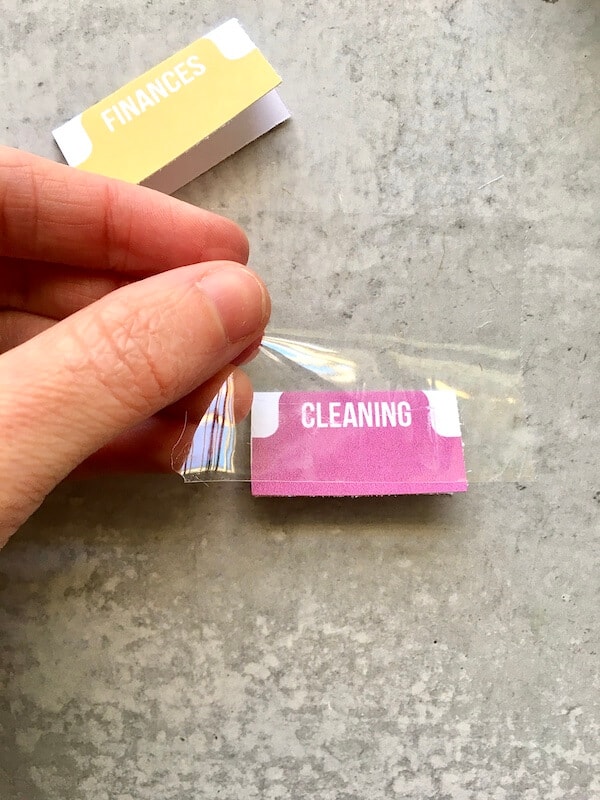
left=1, top=1, right=599, bottom=798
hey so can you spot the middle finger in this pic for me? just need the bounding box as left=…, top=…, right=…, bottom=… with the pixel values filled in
left=0, top=257, right=128, bottom=320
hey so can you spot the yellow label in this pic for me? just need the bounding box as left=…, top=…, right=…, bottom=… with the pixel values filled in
left=54, top=21, right=282, bottom=184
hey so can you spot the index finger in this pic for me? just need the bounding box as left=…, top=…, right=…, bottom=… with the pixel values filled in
left=0, top=146, right=249, bottom=274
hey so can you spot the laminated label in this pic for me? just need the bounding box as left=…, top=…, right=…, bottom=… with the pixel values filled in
left=251, top=390, right=468, bottom=497
left=53, top=19, right=289, bottom=193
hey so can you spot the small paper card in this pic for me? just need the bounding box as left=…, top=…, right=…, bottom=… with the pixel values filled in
left=53, top=19, right=289, bottom=194
left=251, top=390, right=468, bottom=497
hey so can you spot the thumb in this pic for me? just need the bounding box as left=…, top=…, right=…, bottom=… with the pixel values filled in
left=0, top=261, right=269, bottom=543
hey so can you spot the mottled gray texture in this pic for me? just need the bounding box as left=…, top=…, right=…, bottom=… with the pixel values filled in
left=1, top=1, right=599, bottom=798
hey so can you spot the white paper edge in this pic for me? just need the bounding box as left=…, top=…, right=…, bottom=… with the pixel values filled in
left=203, top=18, right=256, bottom=59
left=52, top=114, right=93, bottom=166
left=251, top=392, right=283, bottom=439
left=424, top=390, right=462, bottom=438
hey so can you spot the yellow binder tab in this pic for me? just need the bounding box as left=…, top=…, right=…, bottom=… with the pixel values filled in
left=53, top=19, right=289, bottom=194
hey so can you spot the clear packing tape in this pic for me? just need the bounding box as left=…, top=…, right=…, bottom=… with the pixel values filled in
left=174, top=329, right=533, bottom=487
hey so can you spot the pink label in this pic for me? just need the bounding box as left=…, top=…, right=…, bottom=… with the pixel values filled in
left=251, top=390, right=468, bottom=497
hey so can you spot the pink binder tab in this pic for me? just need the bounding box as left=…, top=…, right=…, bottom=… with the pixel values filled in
left=251, top=390, right=468, bottom=497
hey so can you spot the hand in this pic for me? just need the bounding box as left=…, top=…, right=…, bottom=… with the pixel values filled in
left=0, top=147, right=270, bottom=547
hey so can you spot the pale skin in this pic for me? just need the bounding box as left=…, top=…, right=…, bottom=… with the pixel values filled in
left=0, top=146, right=271, bottom=547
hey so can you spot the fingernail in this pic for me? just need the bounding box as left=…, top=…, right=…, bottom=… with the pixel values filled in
left=198, top=267, right=268, bottom=344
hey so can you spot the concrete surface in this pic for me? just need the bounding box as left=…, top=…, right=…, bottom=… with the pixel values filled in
left=1, top=1, right=599, bottom=798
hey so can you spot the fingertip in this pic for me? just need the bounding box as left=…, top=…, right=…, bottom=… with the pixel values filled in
left=196, top=263, right=270, bottom=344
left=233, top=221, right=250, bottom=265
left=230, top=367, right=254, bottom=423
left=201, top=213, right=250, bottom=266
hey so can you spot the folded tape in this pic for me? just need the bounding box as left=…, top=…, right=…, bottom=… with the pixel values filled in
left=251, top=390, right=468, bottom=497
left=53, top=18, right=290, bottom=193
left=175, top=331, right=533, bottom=496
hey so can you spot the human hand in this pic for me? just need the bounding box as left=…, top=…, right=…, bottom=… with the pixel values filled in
left=0, top=147, right=270, bottom=547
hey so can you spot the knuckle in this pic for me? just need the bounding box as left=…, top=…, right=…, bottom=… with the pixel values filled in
left=100, top=181, right=136, bottom=272
left=0, top=148, right=39, bottom=257
left=74, top=300, right=173, bottom=416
